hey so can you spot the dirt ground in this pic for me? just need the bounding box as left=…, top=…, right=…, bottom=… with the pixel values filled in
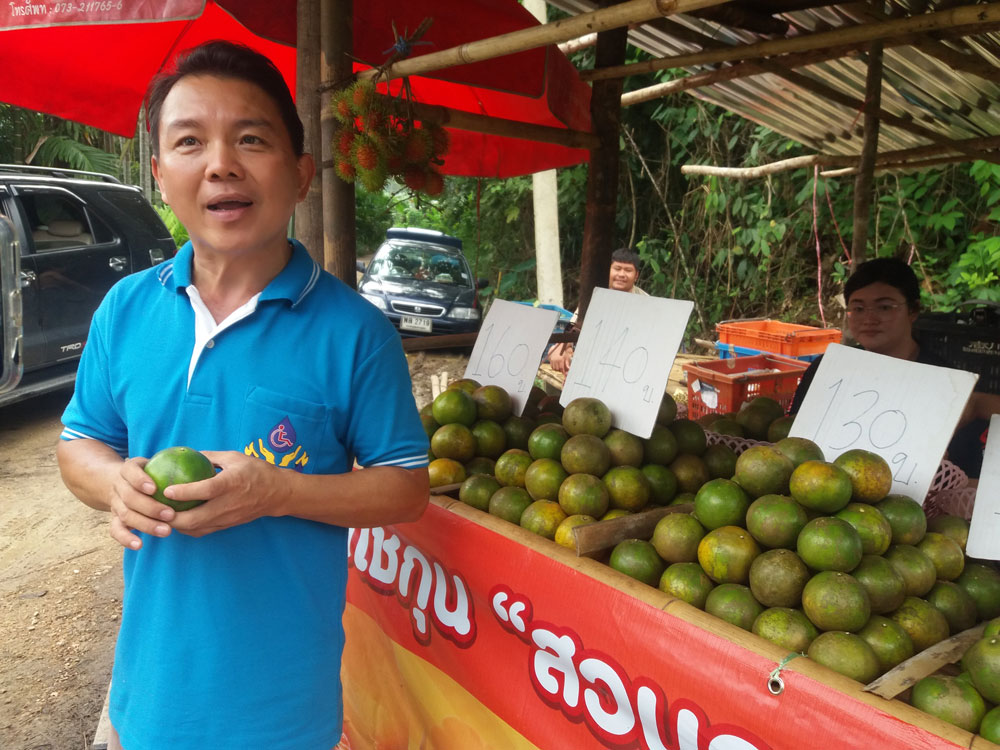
left=0, top=350, right=468, bottom=750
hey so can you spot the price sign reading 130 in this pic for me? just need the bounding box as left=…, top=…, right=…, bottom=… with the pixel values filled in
left=561, top=288, right=693, bottom=439
left=789, top=344, right=977, bottom=504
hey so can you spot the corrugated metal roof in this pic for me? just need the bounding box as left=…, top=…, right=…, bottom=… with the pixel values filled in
left=549, top=0, right=1000, bottom=159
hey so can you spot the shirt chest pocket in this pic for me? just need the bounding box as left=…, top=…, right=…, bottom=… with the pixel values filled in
left=239, top=386, right=336, bottom=473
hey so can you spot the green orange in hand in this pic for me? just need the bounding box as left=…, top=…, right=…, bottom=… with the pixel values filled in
left=144, top=446, right=215, bottom=512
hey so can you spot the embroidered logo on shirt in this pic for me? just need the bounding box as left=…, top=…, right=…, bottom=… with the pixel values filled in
left=269, top=416, right=297, bottom=451
left=244, top=416, right=309, bottom=471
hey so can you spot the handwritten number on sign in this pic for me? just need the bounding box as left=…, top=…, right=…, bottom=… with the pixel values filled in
left=471, top=324, right=531, bottom=381
left=576, top=319, right=651, bottom=396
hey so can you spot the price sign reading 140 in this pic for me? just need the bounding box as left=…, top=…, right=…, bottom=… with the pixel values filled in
left=561, top=289, right=693, bottom=439
left=789, top=344, right=977, bottom=504
left=464, top=300, right=559, bottom=416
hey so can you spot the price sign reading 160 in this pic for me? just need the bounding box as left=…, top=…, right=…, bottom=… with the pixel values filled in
left=468, top=323, right=531, bottom=393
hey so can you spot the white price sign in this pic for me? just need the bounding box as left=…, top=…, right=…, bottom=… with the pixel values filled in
left=965, top=414, right=1000, bottom=560
left=560, top=288, right=693, bottom=438
left=789, top=343, right=978, bottom=502
left=464, top=300, right=560, bottom=415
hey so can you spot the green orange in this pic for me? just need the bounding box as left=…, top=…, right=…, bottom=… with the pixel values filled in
left=796, top=517, right=863, bottom=572
left=884, top=544, right=937, bottom=597
left=561, top=434, right=612, bottom=476
left=458, top=473, right=501, bottom=511
left=752, top=607, right=819, bottom=653
left=697, top=526, right=761, bottom=584
left=471, top=384, right=513, bottom=421
left=558, top=473, right=610, bottom=518
left=748, top=548, right=810, bottom=608
left=659, top=562, right=715, bottom=609
left=604, top=428, right=644, bottom=467
left=562, top=397, right=612, bottom=437
left=669, top=419, right=707, bottom=456
left=609, top=539, right=665, bottom=586
left=431, top=388, right=478, bottom=427
left=917, top=532, right=965, bottom=581
left=857, top=615, right=914, bottom=673
left=603, top=465, right=651, bottom=512
left=734, top=445, right=794, bottom=498
left=524, top=458, right=569, bottom=502
left=833, top=449, right=892, bottom=503
left=642, top=464, right=678, bottom=505
left=427, top=458, right=466, bottom=488
left=801, top=570, right=870, bottom=632
left=520, top=500, right=568, bottom=540
left=144, top=446, right=215, bottom=512
left=554, top=514, right=597, bottom=549
left=789, top=460, right=853, bottom=513
left=643, top=426, right=678, bottom=465
left=835, top=503, right=892, bottom=556
left=488, top=486, right=532, bottom=524
left=494, top=449, right=533, bottom=488
left=651, top=512, right=705, bottom=564
left=470, top=419, right=507, bottom=459
left=430, top=423, right=477, bottom=462
left=527, top=423, right=569, bottom=461
left=705, top=583, right=764, bottom=631
left=874, top=494, right=927, bottom=545
left=807, top=631, right=880, bottom=684
left=890, top=596, right=950, bottom=652
left=693, top=478, right=750, bottom=531
left=502, top=415, right=537, bottom=451
left=745, top=494, right=808, bottom=550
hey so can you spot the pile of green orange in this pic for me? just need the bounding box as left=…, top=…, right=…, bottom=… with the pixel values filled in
left=907, top=616, right=1000, bottom=740
left=446, top=382, right=734, bottom=546
left=697, top=395, right=794, bottom=443
left=607, top=432, right=1000, bottom=705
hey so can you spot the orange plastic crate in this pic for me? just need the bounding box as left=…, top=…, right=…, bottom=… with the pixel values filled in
left=683, top=353, right=809, bottom=419
left=716, top=318, right=841, bottom=358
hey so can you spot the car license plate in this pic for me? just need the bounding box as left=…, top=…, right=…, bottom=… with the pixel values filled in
left=400, top=315, right=433, bottom=333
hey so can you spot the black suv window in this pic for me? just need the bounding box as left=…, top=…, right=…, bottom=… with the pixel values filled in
left=19, top=190, right=111, bottom=251
left=99, top=189, right=173, bottom=241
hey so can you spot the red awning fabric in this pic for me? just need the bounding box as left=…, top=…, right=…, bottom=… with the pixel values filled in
left=0, top=0, right=591, bottom=177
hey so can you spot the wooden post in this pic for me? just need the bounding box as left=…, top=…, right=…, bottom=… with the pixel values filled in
left=295, top=0, right=323, bottom=264
left=851, top=41, right=884, bottom=267
left=578, top=9, right=628, bottom=322
left=320, top=0, right=357, bottom=286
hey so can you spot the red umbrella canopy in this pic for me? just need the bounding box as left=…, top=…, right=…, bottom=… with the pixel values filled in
left=0, top=0, right=591, bottom=177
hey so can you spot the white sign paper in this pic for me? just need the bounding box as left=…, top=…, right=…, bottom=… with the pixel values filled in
left=965, top=414, right=1000, bottom=560
left=560, top=288, right=694, bottom=438
left=464, top=300, right=560, bottom=415
left=789, top=343, right=978, bottom=502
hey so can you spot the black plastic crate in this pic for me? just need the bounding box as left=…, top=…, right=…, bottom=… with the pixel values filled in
left=914, top=303, right=1000, bottom=394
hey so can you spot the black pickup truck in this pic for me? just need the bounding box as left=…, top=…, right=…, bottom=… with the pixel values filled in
left=0, top=165, right=176, bottom=408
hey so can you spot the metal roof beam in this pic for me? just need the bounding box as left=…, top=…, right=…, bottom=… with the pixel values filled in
left=584, top=3, right=1000, bottom=82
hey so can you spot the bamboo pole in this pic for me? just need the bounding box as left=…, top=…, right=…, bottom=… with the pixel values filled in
left=321, top=0, right=357, bottom=286
left=584, top=3, right=1000, bottom=82
left=295, top=0, right=323, bottom=264
left=680, top=154, right=846, bottom=178
left=578, top=15, right=628, bottom=324
left=683, top=134, right=1000, bottom=181
left=823, top=151, right=1000, bottom=177
left=851, top=41, right=884, bottom=267
left=558, top=32, right=598, bottom=55
left=356, top=0, right=730, bottom=84
left=382, top=96, right=600, bottom=150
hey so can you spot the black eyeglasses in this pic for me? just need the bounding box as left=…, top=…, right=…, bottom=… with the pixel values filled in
left=845, top=302, right=906, bottom=318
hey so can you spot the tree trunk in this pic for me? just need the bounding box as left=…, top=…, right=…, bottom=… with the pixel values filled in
left=851, top=41, right=884, bottom=267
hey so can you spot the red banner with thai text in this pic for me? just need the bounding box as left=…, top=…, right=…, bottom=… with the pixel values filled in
left=0, top=0, right=201, bottom=30
left=342, top=501, right=967, bottom=750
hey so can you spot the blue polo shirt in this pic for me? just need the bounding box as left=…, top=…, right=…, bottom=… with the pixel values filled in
left=61, top=240, right=428, bottom=750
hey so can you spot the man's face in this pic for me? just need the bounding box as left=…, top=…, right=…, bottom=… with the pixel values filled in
left=845, top=281, right=917, bottom=354
left=608, top=261, right=638, bottom=292
left=151, top=75, right=313, bottom=260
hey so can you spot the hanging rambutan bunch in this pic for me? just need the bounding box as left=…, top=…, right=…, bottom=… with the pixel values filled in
left=352, top=135, right=382, bottom=172
left=335, top=127, right=356, bottom=158
left=358, top=164, right=388, bottom=194
left=402, top=166, right=427, bottom=192
left=331, top=88, right=355, bottom=125
left=335, top=159, right=356, bottom=183
left=427, top=124, right=450, bottom=159
left=351, top=80, right=378, bottom=112
left=424, top=169, right=445, bottom=197
left=402, top=128, right=432, bottom=164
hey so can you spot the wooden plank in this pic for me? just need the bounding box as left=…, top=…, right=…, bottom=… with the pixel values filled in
left=429, top=482, right=462, bottom=496
left=863, top=623, right=986, bottom=699
left=572, top=503, right=693, bottom=557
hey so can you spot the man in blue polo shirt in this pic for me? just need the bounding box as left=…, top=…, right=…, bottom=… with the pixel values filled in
left=56, top=42, right=429, bottom=750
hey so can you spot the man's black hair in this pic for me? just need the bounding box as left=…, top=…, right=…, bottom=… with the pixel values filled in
left=145, top=40, right=304, bottom=157
left=610, top=247, right=641, bottom=270
left=844, top=257, right=921, bottom=311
